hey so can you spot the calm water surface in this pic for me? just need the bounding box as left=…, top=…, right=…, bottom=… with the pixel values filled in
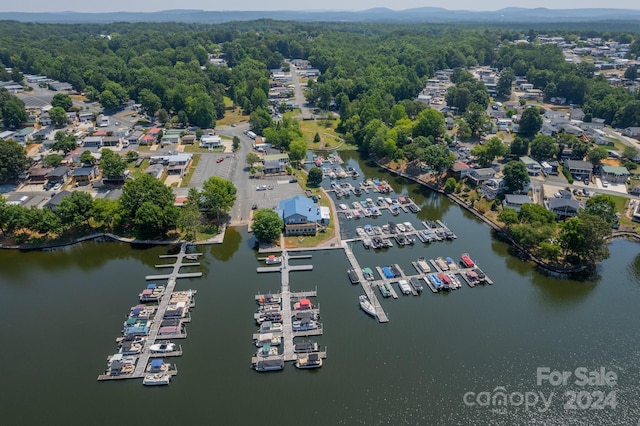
left=1, top=153, right=639, bottom=425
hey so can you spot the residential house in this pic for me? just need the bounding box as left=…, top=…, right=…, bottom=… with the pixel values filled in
left=200, top=134, right=222, bottom=149
left=570, top=108, right=585, bottom=121
left=44, top=190, right=72, bottom=211
left=126, top=131, right=143, bottom=145
left=49, top=81, right=72, bottom=91
left=161, top=130, right=181, bottom=145
left=26, top=166, right=53, bottom=184
left=45, top=166, right=71, bottom=186
left=480, top=178, right=505, bottom=200
left=139, top=134, right=156, bottom=145
left=82, top=136, right=103, bottom=148
left=78, top=112, right=94, bottom=122
left=547, top=198, right=580, bottom=219
left=263, top=153, right=290, bottom=175
left=167, top=154, right=192, bottom=176
left=97, top=115, right=109, bottom=127
left=467, top=168, right=496, bottom=186
left=181, top=134, right=196, bottom=145
left=0, top=130, right=14, bottom=140
left=622, top=127, right=640, bottom=138
left=278, top=195, right=330, bottom=236
left=564, top=159, right=593, bottom=180
left=445, top=117, right=454, bottom=130
left=450, top=161, right=472, bottom=180
left=520, top=156, right=542, bottom=175
left=600, top=165, right=630, bottom=183
left=503, top=194, right=532, bottom=212
left=32, top=126, right=56, bottom=142
left=39, top=113, right=52, bottom=127
left=580, top=118, right=606, bottom=130
left=71, top=166, right=98, bottom=186
left=102, top=136, right=121, bottom=148
left=145, top=164, right=164, bottom=180
left=13, top=127, right=34, bottom=144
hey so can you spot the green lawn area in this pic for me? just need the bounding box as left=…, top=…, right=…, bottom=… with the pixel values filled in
left=289, top=112, right=355, bottom=151
left=217, top=97, right=249, bottom=126
left=180, top=154, right=201, bottom=187
left=127, top=158, right=150, bottom=179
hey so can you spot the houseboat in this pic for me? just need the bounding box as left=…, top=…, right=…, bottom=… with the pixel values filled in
left=259, top=321, right=283, bottom=333
left=292, top=319, right=319, bottom=331
left=347, top=269, right=360, bottom=284
left=362, top=267, right=375, bottom=281
left=256, top=344, right=279, bottom=358
left=409, top=277, right=424, bottom=293
left=254, top=358, right=284, bottom=372
left=428, top=273, right=442, bottom=290
left=143, top=373, right=171, bottom=386
left=294, top=341, right=319, bottom=353
left=255, top=333, right=282, bottom=347
left=264, top=255, right=282, bottom=265
left=417, top=257, right=431, bottom=273
left=295, top=352, right=323, bottom=369
left=436, top=257, right=449, bottom=271
left=461, top=253, right=475, bottom=268
left=378, top=283, right=391, bottom=298
left=139, top=283, right=165, bottom=303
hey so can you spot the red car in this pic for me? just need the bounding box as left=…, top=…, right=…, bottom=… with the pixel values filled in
left=216, top=157, right=224, bottom=163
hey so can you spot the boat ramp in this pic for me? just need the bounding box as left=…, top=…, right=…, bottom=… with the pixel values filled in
left=98, top=243, right=202, bottom=385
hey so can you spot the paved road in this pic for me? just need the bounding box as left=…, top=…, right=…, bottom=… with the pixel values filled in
left=287, top=61, right=313, bottom=118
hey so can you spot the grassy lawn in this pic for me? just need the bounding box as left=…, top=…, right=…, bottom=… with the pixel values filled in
left=217, top=97, right=249, bottom=126
left=180, top=154, right=201, bottom=187
left=127, top=158, right=150, bottom=179
left=291, top=113, right=354, bottom=151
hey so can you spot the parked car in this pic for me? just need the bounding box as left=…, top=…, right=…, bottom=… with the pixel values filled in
left=256, top=185, right=267, bottom=191
left=52, top=183, right=62, bottom=191
left=216, top=157, right=224, bottom=163
left=602, top=180, right=609, bottom=187
left=583, top=188, right=590, bottom=196
left=251, top=204, right=258, bottom=210
left=289, top=178, right=298, bottom=183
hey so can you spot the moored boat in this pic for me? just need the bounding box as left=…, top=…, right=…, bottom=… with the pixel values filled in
left=347, top=268, right=360, bottom=284
left=417, top=257, right=431, bottom=273
left=264, top=255, right=282, bottom=265
left=143, top=373, right=171, bottom=386
left=150, top=341, right=176, bottom=353
left=461, top=253, right=475, bottom=268
left=294, top=340, right=319, bottom=353
left=254, top=358, right=284, bottom=372
left=295, top=352, right=323, bottom=369
left=398, top=279, right=412, bottom=295
left=359, top=294, right=377, bottom=317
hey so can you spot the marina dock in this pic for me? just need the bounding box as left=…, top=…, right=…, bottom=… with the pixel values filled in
left=98, top=243, right=202, bottom=383
left=343, top=242, right=389, bottom=322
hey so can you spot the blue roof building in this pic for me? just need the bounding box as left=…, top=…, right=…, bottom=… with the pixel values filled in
left=277, top=195, right=330, bottom=236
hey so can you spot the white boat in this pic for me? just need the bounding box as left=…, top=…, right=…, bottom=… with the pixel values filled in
left=143, top=373, right=171, bottom=386
left=396, top=223, right=406, bottom=232
left=292, top=320, right=318, bottom=331
left=403, top=221, right=414, bottom=231
left=264, top=255, right=282, bottom=265
left=339, top=203, right=348, bottom=210
left=448, top=273, right=462, bottom=289
left=259, top=321, right=283, bottom=333
left=359, top=295, right=377, bottom=318
left=398, top=279, right=412, bottom=295
left=150, top=342, right=176, bottom=353
left=295, top=352, right=323, bottom=369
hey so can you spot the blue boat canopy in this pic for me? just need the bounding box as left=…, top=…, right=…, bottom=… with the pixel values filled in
left=150, top=359, right=163, bottom=368
left=147, top=283, right=157, bottom=289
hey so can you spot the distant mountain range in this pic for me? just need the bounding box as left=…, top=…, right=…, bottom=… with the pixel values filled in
left=1, top=8, right=640, bottom=24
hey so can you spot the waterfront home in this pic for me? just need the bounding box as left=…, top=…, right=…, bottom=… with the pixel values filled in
left=467, top=168, right=496, bottom=186
left=546, top=198, right=580, bottom=219
left=480, top=178, right=505, bottom=200
left=276, top=195, right=330, bottom=236
left=503, top=194, right=532, bottom=212
left=449, top=161, right=472, bottom=180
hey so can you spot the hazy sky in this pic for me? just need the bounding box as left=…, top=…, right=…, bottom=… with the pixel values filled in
left=12, top=1, right=640, bottom=13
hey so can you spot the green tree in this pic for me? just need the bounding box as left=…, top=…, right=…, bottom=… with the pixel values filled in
left=134, top=201, right=167, bottom=237
left=538, top=241, right=561, bottom=261
left=199, top=176, right=237, bottom=220
left=584, top=194, right=617, bottom=225
left=177, top=203, right=201, bottom=241
left=43, top=153, right=63, bottom=167
left=421, top=144, right=455, bottom=174
left=307, top=167, right=323, bottom=186
left=51, top=131, right=77, bottom=154
left=138, top=89, right=162, bottom=117
left=56, top=190, right=93, bottom=228
left=1, top=96, right=28, bottom=128
left=313, top=132, right=321, bottom=143
left=412, top=108, right=445, bottom=140
left=502, top=160, right=530, bottom=193
left=518, top=107, right=543, bottom=138
left=462, top=103, right=491, bottom=137
left=90, top=198, right=122, bottom=230
left=252, top=208, right=283, bottom=243
left=80, top=150, right=94, bottom=165
left=99, top=89, right=120, bottom=110
left=623, top=146, right=639, bottom=161
left=232, top=136, right=240, bottom=151
left=51, top=93, right=73, bottom=111
left=444, top=177, right=457, bottom=192
left=497, top=68, right=515, bottom=97
left=530, top=135, right=559, bottom=161
left=0, top=197, right=26, bottom=236
left=497, top=207, right=519, bottom=227
left=0, top=140, right=29, bottom=182
left=288, top=139, right=307, bottom=168
left=471, top=136, right=506, bottom=166
left=559, top=212, right=611, bottom=267
left=100, top=149, right=126, bottom=180
left=509, top=136, right=530, bottom=156
left=120, top=173, right=175, bottom=220
left=518, top=203, right=555, bottom=224
left=587, top=146, right=608, bottom=165
left=249, top=107, right=272, bottom=135
left=246, top=152, right=261, bottom=168
left=455, top=119, right=472, bottom=141
left=49, top=107, right=69, bottom=127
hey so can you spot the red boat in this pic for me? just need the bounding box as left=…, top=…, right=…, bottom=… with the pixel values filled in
left=461, top=253, right=475, bottom=268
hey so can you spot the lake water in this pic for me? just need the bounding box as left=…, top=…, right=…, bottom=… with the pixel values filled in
left=1, top=152, right=639, bottom=425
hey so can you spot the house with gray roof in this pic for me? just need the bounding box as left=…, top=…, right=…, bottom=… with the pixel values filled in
left=547, top=198, right=580, bottom=219
left=503, top=194, right=532, bottom=212
left=565, top=159, right=593, bottom=180
left=467, top=167, right=496, bottom=185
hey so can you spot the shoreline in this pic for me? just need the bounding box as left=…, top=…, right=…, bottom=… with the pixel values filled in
left=373, top=160, right=640, bottom=276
